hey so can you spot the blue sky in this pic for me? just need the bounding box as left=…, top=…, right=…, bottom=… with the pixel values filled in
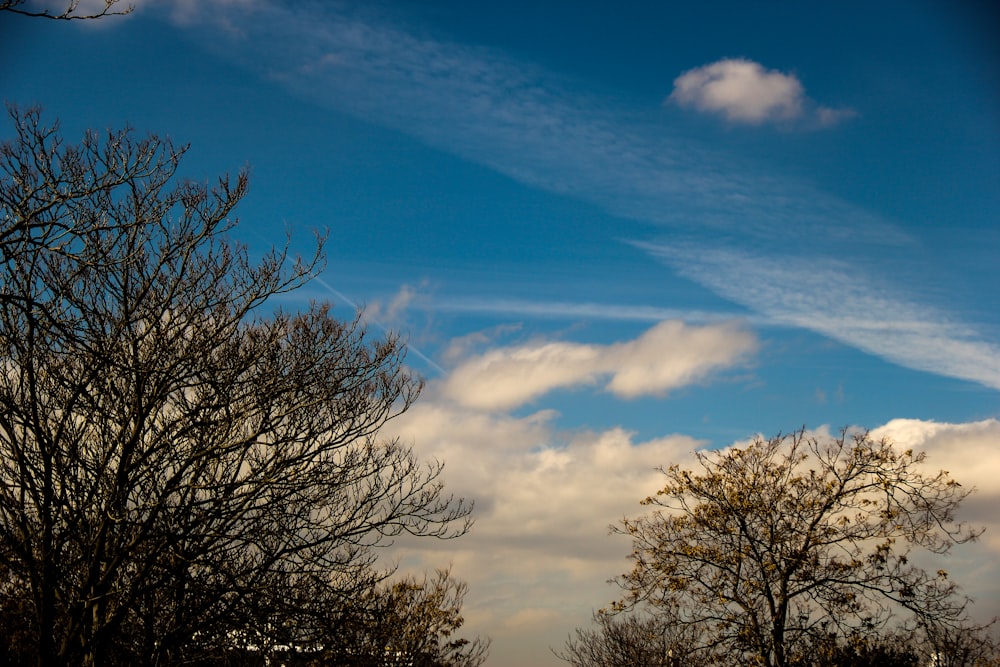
left=3, top=2, right=999, bottom=664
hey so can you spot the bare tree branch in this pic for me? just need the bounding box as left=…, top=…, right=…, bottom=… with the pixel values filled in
left=0, top=107, right=475, bottom=666
left=0, top=0, right=132, bottom=20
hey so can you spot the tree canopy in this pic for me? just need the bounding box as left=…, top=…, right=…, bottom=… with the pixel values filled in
left=0, top=107, right=480, bottom=666
left=608, top=429, right=986, bottom=667
left=557, top=609, right=717, bottom=667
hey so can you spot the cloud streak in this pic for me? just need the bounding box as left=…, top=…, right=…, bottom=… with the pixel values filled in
left=641, top=243, right=1000, bottom=390
left=430, top=296, right=762, bottom=325
left=155, top=1, right=1000, bottom=390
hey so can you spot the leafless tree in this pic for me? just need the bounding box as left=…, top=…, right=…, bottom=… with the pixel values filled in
left=160, top=567, right=491, bottom=667
left=325, top=568, right=490, bottom=667
left=611, top=429, right=984, bottom=667
left=919, top=620, right=1000, bottom=667
left=557, top=609, right=718, bottom=667
left=788, top=631, right=921, bottom=667
left=0, top=107, right=472, bottom=666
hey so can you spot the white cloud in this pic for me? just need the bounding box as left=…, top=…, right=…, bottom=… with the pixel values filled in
left=872, top=418, right=1000, bottom=618
left=389, top=397, right=1000, bottom=665
left=872, top=418, right=1000, bottom=527
left=388, top=396, right=706, bottom=664
left=670, top=58, right=803, bottom=124
left=382, top=322, right=750, bottom=663
left=443, top=341, right=602, bottom=411
left=440, top=320, right=757, bottom=411
left=606, top=320, right=755, bottom=398
left=669, top=58, right=854, bottom=127
left=397, top=406, right=702, bottom=554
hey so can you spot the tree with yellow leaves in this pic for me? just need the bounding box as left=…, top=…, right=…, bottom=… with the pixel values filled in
left=611, top=430, right=985, bottom=667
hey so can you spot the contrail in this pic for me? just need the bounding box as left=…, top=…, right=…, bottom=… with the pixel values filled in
left=241, top=230, right=448, bottom=378
left=311, top=276, right=448, bottom=377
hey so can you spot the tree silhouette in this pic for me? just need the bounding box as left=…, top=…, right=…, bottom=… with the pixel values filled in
left=612, top=430, right=983, bottom=667
left=0, top=107, right=473, bottom=666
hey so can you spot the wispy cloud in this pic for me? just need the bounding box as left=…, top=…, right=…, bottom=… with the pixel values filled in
left=669, top=58, right=856, bottom=127
left=159, top=2, right=900, bottom=244
left=154, top=1, right=999, bottom=390
left=430, top=296, right=760, bottom=325
left=641, top=242, right=1000, bottom=391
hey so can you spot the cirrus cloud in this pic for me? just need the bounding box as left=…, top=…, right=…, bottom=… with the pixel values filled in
left=440, top=320, right=757, bottom=411
left=669, top=58, right=855, bottom=127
